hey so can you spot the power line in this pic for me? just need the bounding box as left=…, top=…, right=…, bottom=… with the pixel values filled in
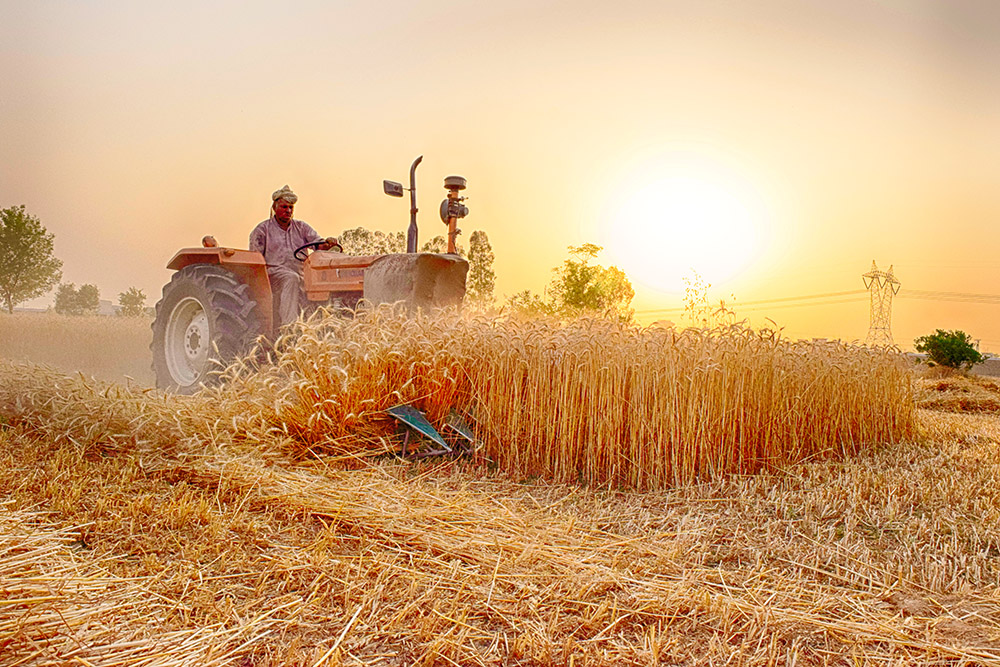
left=728, top=290, right=867, bottom=306
left=899, top=289, right=1000, bottom=304
left=635, top=289, right=868, bottom=315
left=733, top=296, right=868, bottom=312
left=635, top=287, right=1000, bottom=316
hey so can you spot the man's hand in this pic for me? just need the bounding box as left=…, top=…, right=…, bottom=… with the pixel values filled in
left=318, top=236, right=341, bottom=252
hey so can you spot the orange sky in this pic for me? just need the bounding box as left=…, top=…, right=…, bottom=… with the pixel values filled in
left=2, top=1, right=999, bottom=349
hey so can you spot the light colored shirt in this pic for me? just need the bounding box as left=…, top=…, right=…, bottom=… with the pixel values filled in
left=249, top=217, right=322, bottom=274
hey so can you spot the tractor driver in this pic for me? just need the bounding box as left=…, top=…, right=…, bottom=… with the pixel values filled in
left=249, top=185, right=339, bottom=327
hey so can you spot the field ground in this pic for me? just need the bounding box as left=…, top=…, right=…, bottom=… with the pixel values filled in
left=1, top=315, right=1000, bottom=665
left=0, top=313, right=154, bottom=385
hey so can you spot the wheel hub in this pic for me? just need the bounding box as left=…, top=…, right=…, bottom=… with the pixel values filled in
left=184, top=318, right=206, bottom=359
left=164, top=297, right=211, bottom=387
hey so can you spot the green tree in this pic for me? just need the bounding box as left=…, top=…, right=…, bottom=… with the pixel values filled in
left=419, top=235, right=465, bottom=255
left=339, top=226, right=493, bottom=306
left=54, top=283, right=76, bottom=314
left=54, top=282, right=100, bottom=316
left=505, top=244, right=633, bottom=319
left=467, top=230, right=496, bottom=306
left=914, top=329, right=985, bottom=371
left=548, top=244, right=634, bottom=317
left=337, top=227, right=494, bottom=309
left=340, top=226, right=482, bottom=257
left=118, top=287, right=147, bottom=317
left=77, top=284, right=99, bottom=313
left=0, top=205, right=63, bottom=313
left=339, top=227, right=406, bottom=255
left=505, top=289, right=551, bottom=316
left=420, top=235, right=445, bottom=253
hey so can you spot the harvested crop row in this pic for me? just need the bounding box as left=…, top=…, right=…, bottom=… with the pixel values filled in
left=1, top=390, right=999, bottom=664
left=0, top=498, right=305, bottom=666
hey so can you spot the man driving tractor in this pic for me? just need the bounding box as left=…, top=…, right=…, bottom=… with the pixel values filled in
left=152, top=176, right=470, bottom=394
left=249, top=185, right=339, bottom=327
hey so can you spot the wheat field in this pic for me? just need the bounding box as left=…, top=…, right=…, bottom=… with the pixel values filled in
left=1, top=309, right=997, bottom=665
left=0, top=312, right=154, bottom=384
left=211, top=307, right=915, bottom=489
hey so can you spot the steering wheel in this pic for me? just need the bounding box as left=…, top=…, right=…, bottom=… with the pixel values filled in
left=294, top=239, right=343, bottom=262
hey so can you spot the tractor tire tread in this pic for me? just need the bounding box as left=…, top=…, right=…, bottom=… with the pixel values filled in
left=150, top=264, right=263, bottom=393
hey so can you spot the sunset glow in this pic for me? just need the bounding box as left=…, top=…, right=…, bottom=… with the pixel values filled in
left=605, top=170, right=765, bottom=293
left=2, top=1, right=999, bottom=347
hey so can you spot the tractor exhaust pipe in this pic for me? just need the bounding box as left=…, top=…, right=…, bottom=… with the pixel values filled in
left=384, top=158, right=468, bottom=256
left=406, top=156, right=422, bottom=253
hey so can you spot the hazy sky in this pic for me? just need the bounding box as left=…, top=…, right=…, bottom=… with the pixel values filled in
left=2, top=1, right=999, bottom=348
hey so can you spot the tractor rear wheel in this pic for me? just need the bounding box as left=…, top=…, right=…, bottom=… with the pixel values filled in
left=151, top=264, right=263, bottom=394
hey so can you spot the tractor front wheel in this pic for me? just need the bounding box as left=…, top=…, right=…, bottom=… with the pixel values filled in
left=151, top=264, right=263, bottom=394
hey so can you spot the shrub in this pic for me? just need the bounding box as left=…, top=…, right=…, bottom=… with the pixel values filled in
left=914, top=329, right=984, bottom=371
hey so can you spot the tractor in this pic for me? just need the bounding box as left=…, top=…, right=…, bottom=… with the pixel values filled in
left=151, top=171, right=470, bottom=394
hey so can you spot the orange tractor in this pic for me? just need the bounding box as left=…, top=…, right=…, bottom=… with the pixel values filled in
left=151, top=171, right=470, bottom=394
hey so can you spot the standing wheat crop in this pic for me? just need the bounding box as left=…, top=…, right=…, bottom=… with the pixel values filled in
left=213, top=308, right=915, bottom=490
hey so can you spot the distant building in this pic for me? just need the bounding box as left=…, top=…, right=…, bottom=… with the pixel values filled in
left=14, top=300, right=122, bottom=316
left=975, top=358, right=1000, bottom=377
left=906, top=351, right=1000, bottom=377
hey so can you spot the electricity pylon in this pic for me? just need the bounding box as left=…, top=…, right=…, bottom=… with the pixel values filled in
left=862, top=261, right=900, bottom=346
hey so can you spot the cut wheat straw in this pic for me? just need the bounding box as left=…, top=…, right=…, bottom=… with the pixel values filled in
left=0, top=313, right=984, bottom=666
left=1, top=399, right=999, bottom=665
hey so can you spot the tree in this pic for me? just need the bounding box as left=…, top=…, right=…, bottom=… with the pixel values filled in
left=914, top=329, right=985, bottom=371
left=339, top=226, right=494, bottom=306
left=467, top=231, right=496, bottom=306
left=0, top=205, right=63, bottom=313
left=340, top=225, right=484, bottom=257
left=681, top=271, right=736, bottom=328
left=548, top=244, right=634, bottom=317
left=420, top=235, right=445, bottom=253
left=54, top=283, right=76, bottom=314
left=683, top=272, right=712, bottom=327
left=54, top=282, right=100, bottom=316
left=77, top=284, right=99, bottom=313
left=339, top=227, right=406, bottom=255
left=505, top=244, right=633, bottom=319
left=505, top=289, right=551, bottom=316
left=118, top=287, right=147, bottom=317
left=419, top=235, right=465, bottom=255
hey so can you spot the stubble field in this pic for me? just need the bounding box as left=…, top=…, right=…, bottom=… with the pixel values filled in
left=1, top=310, right=999, bottom=666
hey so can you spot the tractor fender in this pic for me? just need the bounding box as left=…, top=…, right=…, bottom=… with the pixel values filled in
left=166, top=248, right=274, bottom=337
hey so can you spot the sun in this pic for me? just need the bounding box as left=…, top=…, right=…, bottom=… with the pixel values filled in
left=601, top=169, right=766, bottom=294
